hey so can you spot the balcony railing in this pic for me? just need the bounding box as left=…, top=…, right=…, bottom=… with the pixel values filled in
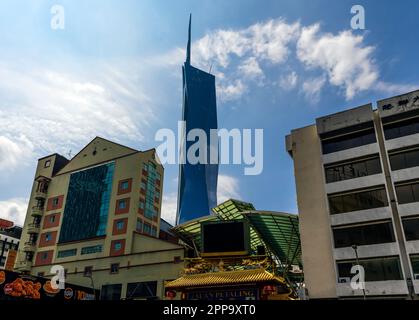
left=34, top=190, right=47, bottom=199
left=27, top=223, right=40, bottom=234
left=22, top=241, right=36, bottom=252
left=15, top=260, right=33, bottom=272
left=31, top=206, right=44, bottom=217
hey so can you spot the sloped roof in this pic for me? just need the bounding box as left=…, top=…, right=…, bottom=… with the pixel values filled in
left=165, top=268, right=286, bottom=289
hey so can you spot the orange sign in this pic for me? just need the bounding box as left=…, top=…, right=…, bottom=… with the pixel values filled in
left=5, top=249, right=17, bottom=271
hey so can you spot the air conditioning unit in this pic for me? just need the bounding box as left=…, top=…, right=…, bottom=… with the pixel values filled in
left=414, top=274, right=419, bottom=280
left=338, top=277, right=351, bottom=283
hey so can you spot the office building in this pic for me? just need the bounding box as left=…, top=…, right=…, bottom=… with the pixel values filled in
left=0, top=219, right=22, bottom=270
left=286, top=89, right=419, bottom=299
left=14, top=137, right=184, bottom=299
left=176, top=15, right=219, bottom=225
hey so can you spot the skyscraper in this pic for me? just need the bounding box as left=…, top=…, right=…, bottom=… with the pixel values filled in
left=176, top=15, right=219, bottom=225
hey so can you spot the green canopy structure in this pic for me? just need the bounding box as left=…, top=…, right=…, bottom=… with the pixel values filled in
left=171, top=199, right=302, bottom=271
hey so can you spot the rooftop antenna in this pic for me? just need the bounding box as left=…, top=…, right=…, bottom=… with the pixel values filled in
left=186, top=13, right=191, bottom=65
left=209, top=62, right=213, bottom=74
left=67, top=150, right=72, bottom=159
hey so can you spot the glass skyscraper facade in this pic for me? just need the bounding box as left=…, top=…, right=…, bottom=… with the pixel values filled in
left=59, top=162, right=114, bottom=242
left=176, top=16, right=219, bottom=225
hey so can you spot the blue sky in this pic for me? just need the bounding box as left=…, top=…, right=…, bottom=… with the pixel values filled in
left=1, top=0, right=419, bottom=225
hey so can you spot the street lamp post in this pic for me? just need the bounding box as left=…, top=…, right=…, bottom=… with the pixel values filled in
left=351, top=244, right=366, bottom=300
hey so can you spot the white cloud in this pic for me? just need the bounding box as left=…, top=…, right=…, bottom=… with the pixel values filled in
left=156, top=18, right=417, bottom=104
left=279, top=71, right=298, bottom=90
left=217, top=174, right=241, bottom=204
left=302, top=75, right=327, bottom=103
left=297, top=24, right=378, bottom=100
left=161, top=193, right=177, bottom=226
left=0, top=198, right=28, bottom=227
left=239, top=57, right=264, bottom=79
left=0, top=61, right=154, bottom=172
left=374, top=81, right=419, bottom=96
left=217, top=80, right=247, bottom=102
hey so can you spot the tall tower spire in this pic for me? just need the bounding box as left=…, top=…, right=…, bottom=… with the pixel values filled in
left=186, top=14, right=191, bottom=65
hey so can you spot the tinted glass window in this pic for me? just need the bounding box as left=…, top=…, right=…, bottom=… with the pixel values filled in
left=333, top=222, right=395, bottom=248
left=384, top=117, right=419, bottom=140
left=322, top=129, right=376, bottom=154
left=328, top=188, right=388, bottom=214
left=395, top=183, right=419, bottom=204
left=389, top=148, right=419, bottom=171
left=101, top=284, right=122, bottom=300
left=126, top=281, right=157, bottom=299
left=337, top=257, right=403, bottom=281
left=402, top=218, right=419, bottom=241
left=325, top=156, right=382, bottom=183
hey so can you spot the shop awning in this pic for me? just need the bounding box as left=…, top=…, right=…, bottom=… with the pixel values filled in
left=165, top=268, right=286, bottom=289
left=171, top=199, right=301, bottom=267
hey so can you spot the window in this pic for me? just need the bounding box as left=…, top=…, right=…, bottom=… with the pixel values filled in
left=333, top=221, right=395, bottom=248
left=52, top=198, right=59, bottom=207
left=143, top=223, right=151, bottom=235
left=45, top=233, right=52, bottom=242
left=49, top=215, right=56, bottom=223
left=110, top=263, right=119, bottom=274
left=44, top=160, right=51, bottom=168
left=37, top=272, right=45, bottom=277
left=136, top=219, right=143, bottom=233
left=41, top=252, right=49, bottom=260
left=84, top=266, right=93, bottom=276
left=328, top=187, right=388, bottom=214
left=81, top=245, right=103, bottom=255
left=411, top=255, right=419, bottom=275
left=321, top=128, right=376, bottom=154
left=116, top=220, right=125, bottom=231
left=139, top=201, right=145, bottom=209
left=402, top=217, right=419, bottom=241
left=325, top=156, right=382, bottom=183
left=126, top=281, right=157, bottom=299
left=114, top=241, right=122, bottom=251
left=118, top=200, right=127, bottom=210
left=337, top=257, right=403, bottom=281
left=121, top=181, right=129, bottom=190
left=101, top=284, right=122, bottom=300
left=389, top=147, right=419, bottom=171
left=384, top=117, right=419, bottom=140
left=151, top=226, right=157, bottom=237
left=57, top=248, right=77, bottom=258
left=395, top=181, right=419, bottom=204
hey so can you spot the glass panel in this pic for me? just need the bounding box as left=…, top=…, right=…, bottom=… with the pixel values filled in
left=126, top=281, right=157, bottom=299
left=402, top=218, right=419, bottom=241
left=396, top=185, right=415, bottom=204
left=333, top=222, right=395, bottom=248
left=337, top=257, right=403, bottom=281
left=322, top=128, right=376, bottom=154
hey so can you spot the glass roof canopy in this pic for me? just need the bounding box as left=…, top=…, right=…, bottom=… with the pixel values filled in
left=171, top=199, right=301, bottom=267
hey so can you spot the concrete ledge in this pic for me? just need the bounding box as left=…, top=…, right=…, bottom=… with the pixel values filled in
left=398, top=202, right=419, bottom=217
left=405, top=240, right=419, bottom=255
left=325, top=174, right=386, bottom=194
left=330, top=207, right=392, bottom=226
left=385, top=132, right=419, bottom=151
left=322, top=143, right=380, bottom=165
left=336, top=280, right=409, bottom=297
left=392, top=166, right=419, bottom=183
left=333, top=242, right=400, bottom=260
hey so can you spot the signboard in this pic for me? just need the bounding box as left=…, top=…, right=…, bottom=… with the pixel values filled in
left=0, top=270, right=99, bottom=300
left=187, top=288, right=257, bottom=300
left=201, top=220, right=250, bottom=257
left=4, top=250, right=17, bottom=271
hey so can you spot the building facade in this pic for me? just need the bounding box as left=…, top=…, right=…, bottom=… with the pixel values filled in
left=176, top=15, right=218, bottom=225
left=286, top=89, right=419, bottom=299
left=0, top=219, right=22, bottom=270
left=14, top=137, right=184, bottom=299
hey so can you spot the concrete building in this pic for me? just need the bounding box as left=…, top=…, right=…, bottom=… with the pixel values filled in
left=286, top=89, right=419, bottom=299
left=14, top=137, right=184, bottom=299
left=0, top=219, right=22, bottom=270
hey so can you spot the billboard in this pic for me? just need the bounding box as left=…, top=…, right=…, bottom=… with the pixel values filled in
left=201, top=220, right=250, bottom=257
left=0, top=270, right=99, bottom=300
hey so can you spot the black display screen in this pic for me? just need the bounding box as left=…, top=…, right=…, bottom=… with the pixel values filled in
left=202, top=221, right=249, bottom=254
